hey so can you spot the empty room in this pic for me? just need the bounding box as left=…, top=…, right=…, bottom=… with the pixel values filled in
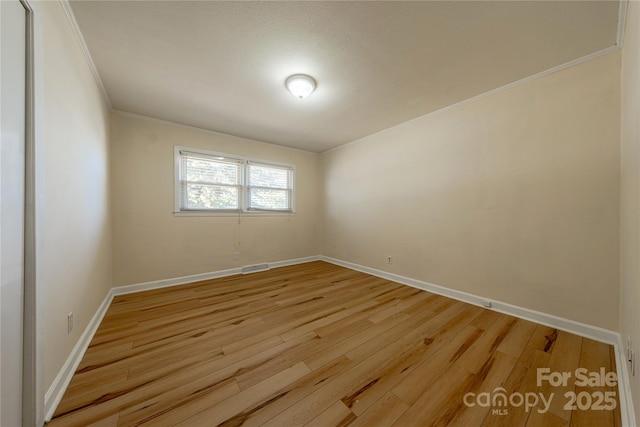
left=1, top=0, right=639, bottom=426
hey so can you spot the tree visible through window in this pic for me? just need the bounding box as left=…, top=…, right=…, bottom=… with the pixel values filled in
left=247, top=163, right=292, bottom=211
left=176, top=147, right=294, bottom=213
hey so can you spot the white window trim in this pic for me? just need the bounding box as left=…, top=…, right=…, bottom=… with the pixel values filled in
left=174, top=145, right=296, bottom=216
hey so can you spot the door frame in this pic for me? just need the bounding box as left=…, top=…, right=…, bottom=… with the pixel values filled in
left=20, top=0, right=40, bottom=425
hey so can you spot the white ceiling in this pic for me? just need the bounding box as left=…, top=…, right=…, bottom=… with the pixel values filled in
left=69, top=1, right=621, bottom=153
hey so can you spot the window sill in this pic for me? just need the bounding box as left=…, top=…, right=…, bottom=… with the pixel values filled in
left=173, top=211, right=296, bottom=217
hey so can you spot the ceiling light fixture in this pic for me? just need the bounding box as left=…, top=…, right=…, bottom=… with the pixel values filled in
left=285, top=74, right=316, bottom=99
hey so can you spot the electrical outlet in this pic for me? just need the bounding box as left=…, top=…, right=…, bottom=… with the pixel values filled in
left=386, top=256, right=392, bottom=264
left=67, top=312, right=74, bottom=334
left=234, top=251, right=240, bottom=260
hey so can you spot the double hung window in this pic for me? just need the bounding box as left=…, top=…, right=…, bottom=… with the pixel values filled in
left=175, top=147, right=295, bottom=214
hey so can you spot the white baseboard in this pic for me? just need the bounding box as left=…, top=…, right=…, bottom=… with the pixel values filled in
left=112, top=267, right=243, bottom=296
left=44, top=289, right=114, bottom=421
left=43, top=255, right=321, bottom=421
left=44, top=254, right=635, bottom=426
left=320, top=256, right=618, bottom=344
left=268, top=256, right=320, bottom=269
left=320, top=255, right=636, bottom=427
left=113, top=256, right=321, bottom=297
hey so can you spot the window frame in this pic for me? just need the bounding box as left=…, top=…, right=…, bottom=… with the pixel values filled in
left=174, top=145, right=296, bottom=216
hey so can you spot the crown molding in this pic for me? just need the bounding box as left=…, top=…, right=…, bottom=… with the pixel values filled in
left=59, top=0, right=112, bottom=109
left=617, top=0, right=629, bottom=47
left=112, top=110, right=320, bottom=156
left=323, top=42, right=620, bottom=155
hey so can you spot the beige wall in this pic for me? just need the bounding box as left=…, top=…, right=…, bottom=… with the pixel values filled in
left=620, top=0, right=640, bottom=418
left=110, top=113, right=321, bottom=286
left=322, top=52, right=621, bottom=330
left=38, top=1, right=113, bottom=392
left=33, top=1, right=637, bottom=418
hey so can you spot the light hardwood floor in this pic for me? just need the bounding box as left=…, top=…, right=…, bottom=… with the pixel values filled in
left=48, top=261, right=622, bottom=426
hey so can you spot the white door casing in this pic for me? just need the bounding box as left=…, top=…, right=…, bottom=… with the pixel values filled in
left=1, top=0, right=27, bottom=425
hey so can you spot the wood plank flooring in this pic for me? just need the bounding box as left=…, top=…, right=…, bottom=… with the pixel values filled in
left=48, top=261, right=622, bottom=426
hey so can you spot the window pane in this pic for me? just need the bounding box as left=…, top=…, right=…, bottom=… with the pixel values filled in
left=186, top=157, right=239, bottom=185
left=249, top=188, right=290, bottom=210
left=248, top=164, right=290, bottom=189
left=186, top=183, right=238, bottom=210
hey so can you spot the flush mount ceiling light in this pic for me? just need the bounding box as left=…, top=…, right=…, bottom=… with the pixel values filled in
left=285, top=74, right=316, bottom=99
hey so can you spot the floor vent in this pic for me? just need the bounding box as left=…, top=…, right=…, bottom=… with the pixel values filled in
left=241, top=263, right=270, bottom=274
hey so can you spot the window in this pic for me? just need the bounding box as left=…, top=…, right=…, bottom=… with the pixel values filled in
left=247, top=162, right=293, bottom=211
left=175, top=146, right=295, bottom=214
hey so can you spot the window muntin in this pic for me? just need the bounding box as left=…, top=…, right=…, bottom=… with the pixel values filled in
left=176, top=147, right=295, bottom=214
